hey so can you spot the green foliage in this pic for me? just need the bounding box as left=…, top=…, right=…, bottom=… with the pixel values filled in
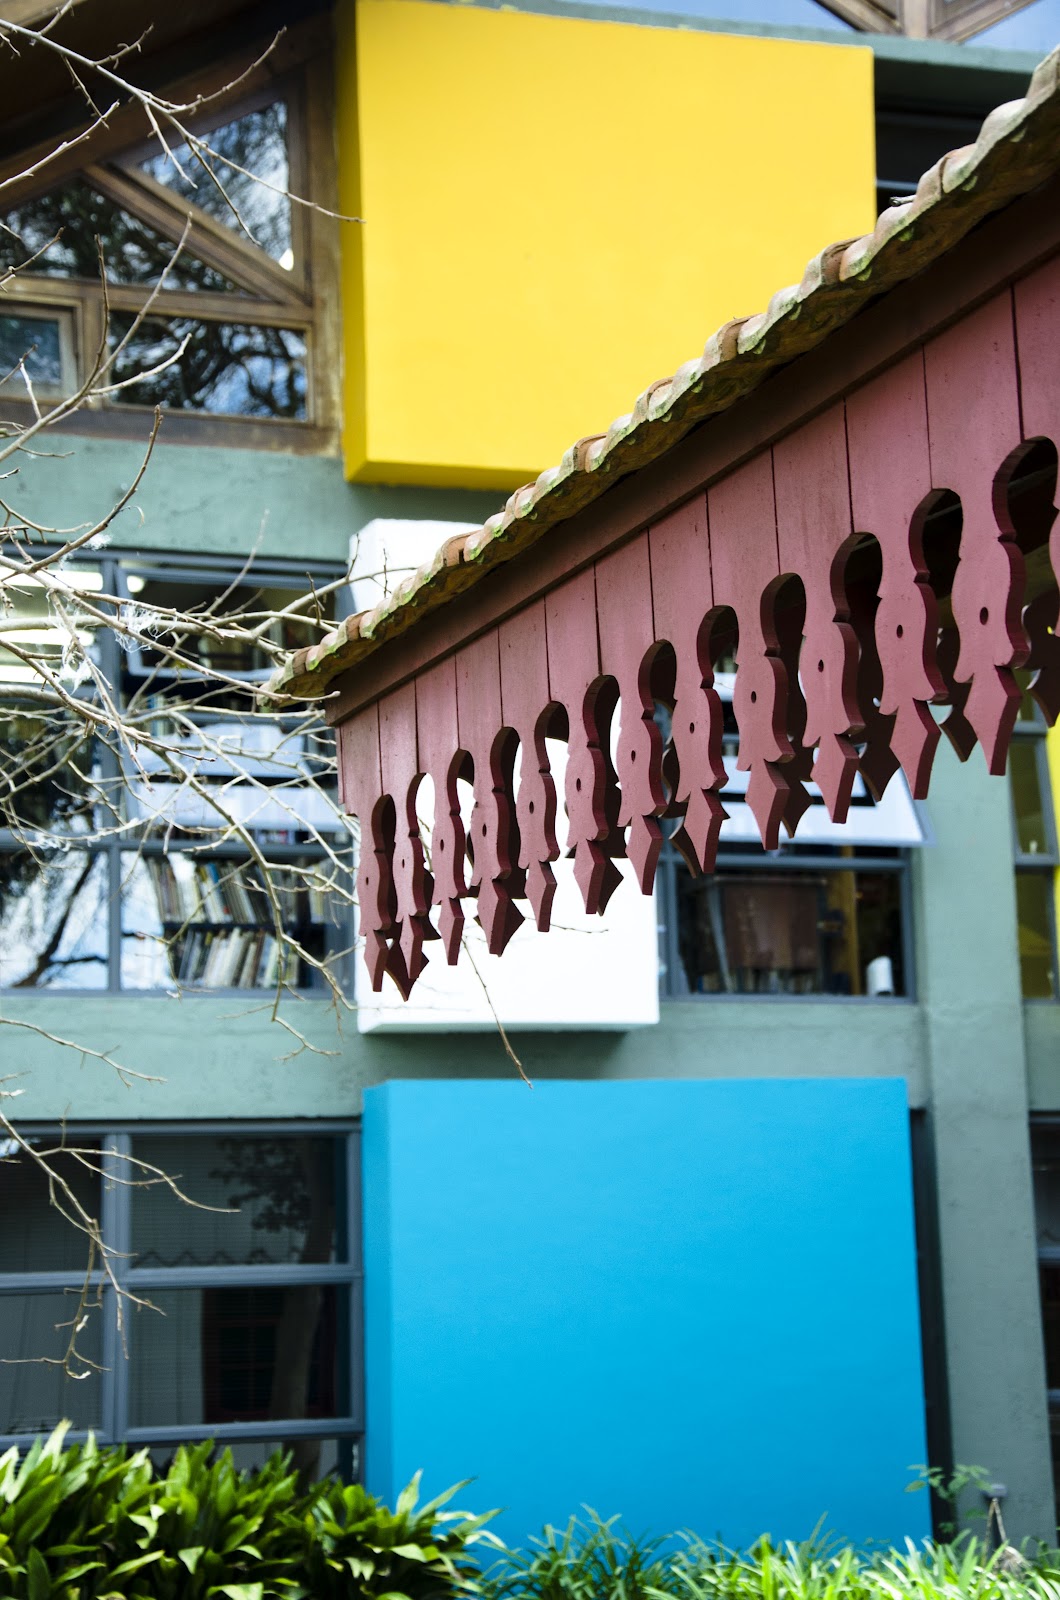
left=0, top=1425, right=496, bottom=1600
left=906, top=1463, right=995, bottom=1540
left=480, top=1515, right=674, bottom=1600
left=478, top=1516, right=1060, bottom=1600
left=7, top=1439, right=1060, bottom=1600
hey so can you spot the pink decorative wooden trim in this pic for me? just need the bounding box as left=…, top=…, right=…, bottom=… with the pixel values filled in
left=337, top=270, right=1060, bottom=998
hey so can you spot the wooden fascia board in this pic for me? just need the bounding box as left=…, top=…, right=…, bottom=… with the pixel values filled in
left=326, top=170, right=1060, bottom=727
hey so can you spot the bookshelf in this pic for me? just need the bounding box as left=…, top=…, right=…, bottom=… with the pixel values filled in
left=139, top=855, right=335, bottom=991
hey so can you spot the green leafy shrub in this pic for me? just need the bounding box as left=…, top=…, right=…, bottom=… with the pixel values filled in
left=0, top=1424, right=496, bottom=1599
left=477, top=1516, right=1060, bottom=1600
left=480, top=1515, right=674, bottom=1600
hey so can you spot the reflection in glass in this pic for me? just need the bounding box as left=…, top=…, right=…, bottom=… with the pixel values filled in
left=0, top=1293, right=102, bottom=1432
left=0, top=711, right=98, bottom=836
left=130, top=1135, right=342, bottom=1267
left=1016, top=872, right=1056, bottom=999
left=0, top=1140, right=102, bottom=1272
left=0, top=181, right=242, bottom=292
left=1010, top=741, right=1051, bottom=856
left=141, top=102, right=293, bottom=267
left=128, top=1285, right=341, bottom=1428
left=0, top=852, right=109, bottom=989
left=0, top=567, right=102, bottom=693
left=147, top=1436, right=347, bottom=1479
left=0, top=312, right=65, bottom=391
left=1033, top=1129, right=1060, bottom=1249
left=109, top=315, right=306, bottom=418
left=1042, top=1263, right=1060, bottom=1390
left=120, top=572, right=333, bottom=680
left=674, top=865, right=903, bottom=997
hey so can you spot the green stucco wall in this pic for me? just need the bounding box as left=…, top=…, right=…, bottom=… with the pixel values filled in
left=9, top=436, right=502, bottom=564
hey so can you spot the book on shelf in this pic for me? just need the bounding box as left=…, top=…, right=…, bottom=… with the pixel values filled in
left=173, top=927, right=297, bottom=989
left=146, top=857, right=319, bottom=927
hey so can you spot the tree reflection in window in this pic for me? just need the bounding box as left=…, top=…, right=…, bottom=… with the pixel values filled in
left=0, top=181, right=243, bottom=293
left=109, top=314, right=307, bottom=419
left=141, top=101, right=293, bottom=268
left=0, top=851, right=109, bottom=989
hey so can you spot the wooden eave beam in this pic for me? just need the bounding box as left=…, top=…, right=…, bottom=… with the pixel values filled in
left=814, top=0, right=901, bottom=31
left=0, top=10, right=331, bottom=198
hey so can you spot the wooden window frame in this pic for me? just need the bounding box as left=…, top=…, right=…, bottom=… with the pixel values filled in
left=0, top=300, right=77, bottom=401
left=0, top=29, right=340, bottom=452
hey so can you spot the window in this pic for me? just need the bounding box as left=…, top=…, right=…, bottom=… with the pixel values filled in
left=655, top=693, right=914, bottom=1001
left=1031, top=1120, right=1060, bottom=1525
left=0, top=64, right=336, bottom=440
left=1009, top=675, right=1058, bottom=999
left=659, top=844, right=909, bottom=999
left=0, top=551, right=351, bottom=995
left=0, top=1124, right=362, bottom=1477
left=0, top=306, right=76, bottom=399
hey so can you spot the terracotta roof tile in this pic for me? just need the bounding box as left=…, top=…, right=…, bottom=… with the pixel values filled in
left=273, top=44, right=1060, bottom=701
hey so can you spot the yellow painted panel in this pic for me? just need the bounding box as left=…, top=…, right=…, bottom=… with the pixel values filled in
left=338, top=0, right=876, bottom=486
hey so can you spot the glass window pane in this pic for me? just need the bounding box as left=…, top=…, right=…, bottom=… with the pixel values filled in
left=0, top=711, right=101, bottom=836
left=0, top=1292, right=102, bottom=1432
left=141, top=101, right=293, bottom=269
left=0, top=180, right=243, bottom=292
left=0, top=311, right=67, bottom=393
left=1010, top=741, right=1051, bottom=857
left=1016, top=871, right=1056, bottom=1000
left=1033, top=1128, right=1060, bottom=1249
left=130, top=1135, right=344, bottom=1267
left=109, top=315, right=307, bottom=419
left=1042, top=1264, right=1060, bottom=1391
left=0, top=851, right=109, bottom=989
left=674, top=865, right=903, bottom=997
left=120, top=854, right=339, bottom=992
left=0, top=1139, right=102, bottom=1272
left=129, top=1284, right=343, bottom=1427
left=0, top=565, right=103, bottom=693
left=118, top=570, right=335, bottom=682
left=147, top=1435, right=349, bottom=1480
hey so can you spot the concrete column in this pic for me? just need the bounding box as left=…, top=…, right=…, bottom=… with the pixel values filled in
left=913, top=739, right=1054, bottom=1541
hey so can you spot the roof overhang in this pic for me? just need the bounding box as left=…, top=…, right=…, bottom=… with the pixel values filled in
left=276, top=47, right=1060, bottom=1001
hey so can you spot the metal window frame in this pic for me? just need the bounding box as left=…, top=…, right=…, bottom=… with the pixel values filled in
left=0, top=1121, right=363, bottom=1469
left=657, top=841, right=914, bottom=1004
left=0, top=548, right=352, bottom=998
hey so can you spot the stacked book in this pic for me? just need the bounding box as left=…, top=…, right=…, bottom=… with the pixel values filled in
left=145, top=856, right=323, bottom=927
left=173, top=927, right=298, bottom=989
left=143, top=854, right=323, bottom=990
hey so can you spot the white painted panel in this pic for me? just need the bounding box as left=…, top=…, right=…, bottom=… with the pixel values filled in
left=349, top=518, right=478, bottom=615
left=356, top=857, right=659, bottom=1033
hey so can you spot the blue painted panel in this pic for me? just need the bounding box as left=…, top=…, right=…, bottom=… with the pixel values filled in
left=362, top=1078, right=929, bottom=1549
